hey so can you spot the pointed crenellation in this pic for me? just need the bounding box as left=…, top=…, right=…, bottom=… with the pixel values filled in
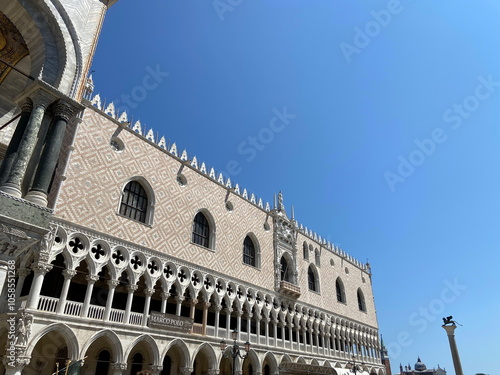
left=117, top=110, right=128, bottom=123
left=265, top=202, right=270, bottom=211
left=158, top=136, right=167, bottom=149
left=145, top=129, right=155, bottom=142
left=91, top=93, right=102, bottom=109
left=209, top=168, right=216, bottom=179
left=180, top=150, right=188, bottom=161
left=225, top=178, right=232, bottom=189
left=250, top=193, right=256, bottom=204
left=217, top=173, right=224, bottom=184
left=200, top=162, right=207, bottom=174
left=191, top=156, right=198, bottom=169
left=131, top=120, right=142, bottom=135
left=104, top=102, right=115, bottom=118
left=258, top=198, right=263, bottom=208
left=169, top=143, right=178, bottom=156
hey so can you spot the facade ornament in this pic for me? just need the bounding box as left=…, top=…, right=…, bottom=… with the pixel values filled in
left=127, top=284, right=139, bottom=293
left=108, top=279, right=120, bottom=288
left=62, top=269, right=77, bottom=279
left=52, top=100, right=78, bottom=122
left=31, top=89, right=55, bottom=110
left=32, top=262, right=53, bottom=275
left=86, top=274, right=99, bottom=283
left=111, top=363, right=128, bottom=370
left=20, top=97, right=33, bottom=113
left=14, top=311, right=33, bottom=347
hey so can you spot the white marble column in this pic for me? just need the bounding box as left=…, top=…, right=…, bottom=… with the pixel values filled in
left=56, top=269, right=77, bottom=314
left=123, top=284, right=138, bottom=324
left=236, top=310, right=243, bottom=341
left=27, top=262, right=52, bottom=309
left=160, top=292, right=169, bottom=313
left=104, top=279, right=120, bottom=321
left=142, top=288, right=155, bottom=326
left=214, top=305, right=222, bottom=337
left=175, top=295, right=184, bottom=316
left=225, top=307, right=232, bottom=338
left=81, top=275, right=99, bottom=317
left=202, top=301, right=211, bottom=335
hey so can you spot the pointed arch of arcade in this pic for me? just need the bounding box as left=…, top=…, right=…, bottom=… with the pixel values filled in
left=161, top=338, right=191, bottom=370
left=124, top=334, right=161, bottom=367
left=80, top=329, right=124, bottom=364
left=190, top=342, right=218, bottom=371
left=25, top=322, right=79, bottom=361
left=262, top=351, right=279, bottom=374
left=242, top=348, right=261, bottom=374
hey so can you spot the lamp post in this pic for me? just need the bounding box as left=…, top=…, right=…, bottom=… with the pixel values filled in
left=347, top=355, right=364, bottom=375
left=220, top=329, right=251, bottom=375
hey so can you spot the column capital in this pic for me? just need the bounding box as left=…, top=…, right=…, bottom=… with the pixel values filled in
left=215, top=305, right=223, bottom=312
left=31, top=89, right=55, bottom=109
left=180, top=367, right=194, bottom=375
left=203, top=302, right=211, bottom=309
left=52, top=100, right=79, bottom=122
left=442, top=324, right=457, bottom=336
left=208, top=370, right=220, bottom=375
left=190, top=299, right=198, bottom=306
left=175, top=295, right=185, bottom=303
left=108, top=279, right=120, bottom=288
left=145, top=288, right=155, bottom=297
left=161, top=291, right=170, bottom=299
left=111, top=363, right=128, bottom=370
left=20, top=98, right=33, bottom=113
left=33, top=262, right=52, bottom=275
left=86, top=274, right=99, bottom=283
left=127, top=284, right=139, bottom=293
left=63, top=269, right=77, bottom=279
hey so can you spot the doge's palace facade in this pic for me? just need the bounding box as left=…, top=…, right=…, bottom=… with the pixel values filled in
left=0, top=1, right=387, bottom=375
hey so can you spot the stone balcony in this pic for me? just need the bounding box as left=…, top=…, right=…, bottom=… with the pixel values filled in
left=278, top=280, right=301, bottom=299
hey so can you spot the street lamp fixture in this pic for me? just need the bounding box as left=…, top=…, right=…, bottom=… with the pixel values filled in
left=347, top=355, right=364, bottom=375
left=220, top=329, right=251, bottom=375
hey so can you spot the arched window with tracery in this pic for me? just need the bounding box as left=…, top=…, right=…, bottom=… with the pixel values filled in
left=280, top=256, right=292, bottom=282
left=336, top=277, right=346, bottom=303
left=119, top=180, right=149, bottom=223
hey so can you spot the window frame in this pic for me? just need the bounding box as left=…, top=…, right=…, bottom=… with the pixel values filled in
left=336, top=277, right=346, bottom=303
left=191, top=210, right=216, bottom=250
left=117, top=178, right=155, bottom=225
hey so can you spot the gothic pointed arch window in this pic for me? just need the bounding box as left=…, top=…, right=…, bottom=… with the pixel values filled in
left=192, top=210, right=215, bottom=249
left=336, top=277, right=346, bottom=303
left=357, top=288, right=366, bottom=312
left=243, top=235, right=259, bottom=267
left=119, top=178, right=154, bottom=225
left=303, top=242, right=309, bottom=260
left=308, top=265, right=319, bottom=292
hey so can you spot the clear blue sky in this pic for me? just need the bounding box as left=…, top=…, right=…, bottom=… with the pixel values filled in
left=91, top=1, right=500, bottom=374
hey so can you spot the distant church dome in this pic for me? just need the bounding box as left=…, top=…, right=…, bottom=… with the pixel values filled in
left=415, top=357, right=427, bottom=371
